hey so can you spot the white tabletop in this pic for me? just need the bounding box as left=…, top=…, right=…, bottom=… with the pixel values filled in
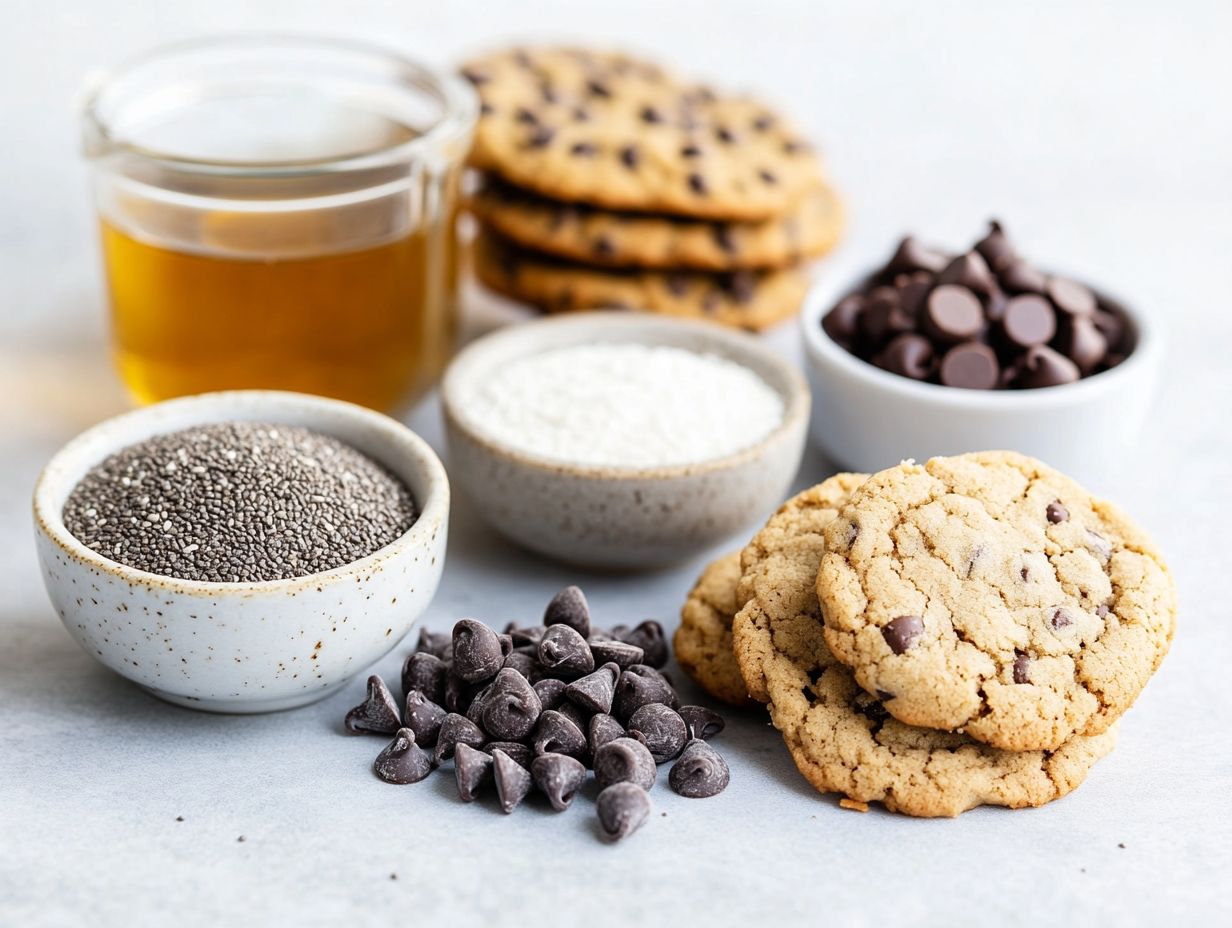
left=2, top=2, right=1228, bottom=926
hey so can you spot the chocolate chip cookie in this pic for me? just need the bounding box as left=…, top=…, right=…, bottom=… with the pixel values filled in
left=674, top=552, right=748, bottom=705
left=731, top=475, right=1119, bottom=817
left=473, top=230, right=808, bottom=330
left=470, top=178, right=843, bottom=271
left=817, top=451, right=1176, bottom=752
left=460, top=46, right=822, bottom=221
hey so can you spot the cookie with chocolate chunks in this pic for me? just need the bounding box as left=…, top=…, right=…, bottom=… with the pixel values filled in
left=461, top=46, right=823, bottom=220
left=817, top=451, right=1176, bottom=753
left=469, top=177, right=842, bottom=270
left=474, top=229, right=807, bottom=331
left=674, top=552, right=750, bottom=705
left=731, top=472, right=1122, bottom=817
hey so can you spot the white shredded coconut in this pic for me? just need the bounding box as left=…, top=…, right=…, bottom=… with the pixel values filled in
left=465, top=343, right=785, bottom=468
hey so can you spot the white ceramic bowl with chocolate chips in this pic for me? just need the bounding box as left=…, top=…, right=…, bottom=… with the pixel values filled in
left=801, top=224, right=1162, bottom=488
left=32, top=391, right=450, bottom=714
left=442, top=312, right=810, bottom=569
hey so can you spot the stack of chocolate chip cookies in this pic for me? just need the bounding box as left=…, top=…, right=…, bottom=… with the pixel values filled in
left=460, top=47, right=842, bottom=330
left=675, top=451, right=1176, bottom=816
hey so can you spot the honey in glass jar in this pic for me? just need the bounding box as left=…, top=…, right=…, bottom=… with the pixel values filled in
left=82, top=36, right=476, bottom=412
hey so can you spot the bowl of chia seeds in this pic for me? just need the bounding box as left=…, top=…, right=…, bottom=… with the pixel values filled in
left=33, top=390, right=449, bottom=713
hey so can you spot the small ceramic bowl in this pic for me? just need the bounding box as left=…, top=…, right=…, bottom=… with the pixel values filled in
left=33, top=390, right=449, bottom=714
left=800, top=275, right=1162, bottom=489
left=441, top=312, right=809, bottom=569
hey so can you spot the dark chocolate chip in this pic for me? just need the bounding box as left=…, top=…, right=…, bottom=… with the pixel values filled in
left=514, top=107, right=538, bottom=124
left=627, top=703, right=688, bottom=763
left=758, top=168, right=778, bottom=185
left=613, top=668, right=676, bottom=723
left=1001, top=295, right=1057, bottom=348
left=593, top=737, right=657, bottom=791
left=526, top=125, right=555, bottom=148
left=444, top=670, right=482, bottom=715
left=570, top=141, right=598, bottom=157
left=885, top=236, right=948, bottom=276
left=1051, top=608, right=1073, bottom=630
left=592, top=236, right=616, bottom=259
left=925, top=285, right=985, bottom=343
left=938, top=251, right=995, bottom=297
left=1018, top=345, right=1080, bottom=388
left=882, top=615, right=925, bottom=654
left=680, top=144, right=702, bottom=158
left=483, top=741, right=534, bottom=770
left=452, top=619, right=503, bottom=683
left=586, top=78, right=612, bottom=97
left=876, top=333, right=934, bottom=380
left=668, top=738, right=730, bottom=798
left=679, top=705, right=726, bottom=741
left=939, top=342, right=1000, bottom=390
left=688, top=173, right=708, bottom=195
left=508, top=624, right=547, bottom=647
left=752, top=114, right=776, bottom=131
left=531, top=753, right=587, bottom=811
left=1056, top=316, right=1108, bottom=373
left=822, top=295, right=864, bottom=344
left=538, top=624, right=595, bottom=678
left=713, top=225, right=736, bottom=254
left=454, top=742, right=493, bottom=801
left=640, top=105, right=662, bottom=124
left=502, top=650, right=540, bottom=681
left=532, top=677, right=568, bottom=711
left=715, top=125, right=736, bottom=144
left=1047, top=501, right=1069, bottom=524
left=727, top=271, right=756, bottom=305
left=344, top=675, right=402, bottom=735
left=544, top=585, right=591, bottom=637
left=620, top=145, right=640, bottom=169
left=480, top=668, right=542, bottom=741
left=373, top=729, right=434, bottom=785
left=861, top=287, right=914, bottom=343
left=589, top=713, right=627, bottom=752
left=403, top=690, right=447, bottom=747
left=555, top=699, right=590, bottom=732
left=589, top=639, right=645, bottom=669
left=565, top=662, right=620, bottom=714
left=1086, top=530, right=1112, bottom=562
left=401, top=651, right=447, bottom=706
left=597, top=782, right=651, bottom=842
left=1012, top=653, right=1031, bottom=684
left=530, top=709, right=588, bottom=760
left=894, top=271, right=934, bottom=316
left=619, top=621, right=668, bottom=668
left=1047, top=276, right=1097, bottom=316
left=1092, top=308, right=1129, bottom=354
left=492, top=749, right=533, bottom=814
left=414, top=628, right=452, bottom=661
left=433, top=713, right=487, bottom=765
left=852, top=689, right=889, bottom=722
left=974, top=220, right=1016, bottom=271
left=999, top=259, right=1048, bottom=294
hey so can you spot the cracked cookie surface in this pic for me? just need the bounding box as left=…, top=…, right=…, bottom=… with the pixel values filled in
left=731, top=474, right=1118, bottom=817
left=470, top=178, right=842, bottom=271
left=818, top=451, right=1176, bottom=752
left=674, top=552, right=748, bottom=705
left=460, top=46, right=822, bottom=220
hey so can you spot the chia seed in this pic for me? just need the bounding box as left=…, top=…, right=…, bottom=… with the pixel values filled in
left=62, top=422, right=417, bottom=583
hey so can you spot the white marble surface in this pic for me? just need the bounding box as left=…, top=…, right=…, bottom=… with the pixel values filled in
left=1, top=2, right=1229, bottom=926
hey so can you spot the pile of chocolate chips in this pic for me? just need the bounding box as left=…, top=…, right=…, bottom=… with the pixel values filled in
left=822, top=221, right=1134, bottom=389
left=343, top=587, right=729, bottom=843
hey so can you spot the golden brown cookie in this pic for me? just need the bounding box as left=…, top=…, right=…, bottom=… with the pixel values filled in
left=731, top=475, right=1119, bottom=817
left=460, top=46, right=822, bottom=220
left=473, top=230, right=808, bottom=331
left=817, top=451, right=1176, bottom=752
left=469, top=178, right=842, bottom=270
left=675, top=552, right=748, bottom=705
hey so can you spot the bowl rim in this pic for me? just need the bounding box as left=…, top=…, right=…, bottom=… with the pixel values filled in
left=32, top=390, right=450, bottom=594
left=799, top=269, right=1163, bottom=410
left=440, top=311, right=811, bottom=480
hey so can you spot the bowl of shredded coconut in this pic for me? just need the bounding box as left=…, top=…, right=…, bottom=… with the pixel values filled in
left=441, top=312, right=809, bottom=569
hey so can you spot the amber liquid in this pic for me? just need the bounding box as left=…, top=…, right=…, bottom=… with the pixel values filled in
left=102, top=213, right=457, bottom=412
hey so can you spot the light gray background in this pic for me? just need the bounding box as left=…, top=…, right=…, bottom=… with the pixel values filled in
left=1, top=2, right=1228, bottom=925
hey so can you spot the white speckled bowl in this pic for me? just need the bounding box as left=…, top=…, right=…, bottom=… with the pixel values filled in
left=441, top=312, right=809, bottom=569
left=33, top=391, right=449, bottom=714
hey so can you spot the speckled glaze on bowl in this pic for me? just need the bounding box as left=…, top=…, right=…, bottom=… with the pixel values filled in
left=441, top=312, right=809, bottom=570
left=33, top=391, right=449, bottom=714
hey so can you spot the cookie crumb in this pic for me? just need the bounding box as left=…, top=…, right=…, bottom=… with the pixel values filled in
left=839, top=798, right=870, bottom=813
left=237, top=836, right=246, bottom=843
left=1118, top=842, right=1126, bottom=849
left=175, top=816, right=184, bottom=822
